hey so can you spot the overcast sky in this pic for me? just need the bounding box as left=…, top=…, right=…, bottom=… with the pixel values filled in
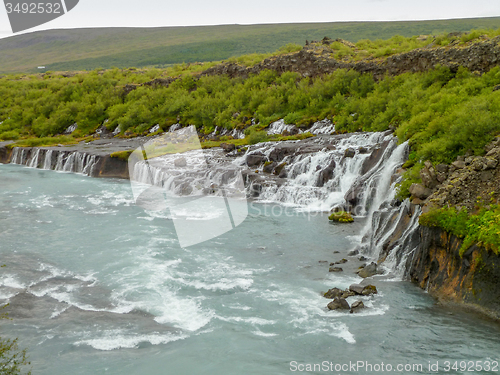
left=1, top=0, right=500, bottom=38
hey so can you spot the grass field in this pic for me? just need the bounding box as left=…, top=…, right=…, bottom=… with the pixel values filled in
left=1, top=17, right=500, bottom=73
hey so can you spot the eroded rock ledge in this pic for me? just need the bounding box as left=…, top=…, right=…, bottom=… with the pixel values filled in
left=404, top=136, right=500, bottom=319
left=409, top=226, right=500, bottom=320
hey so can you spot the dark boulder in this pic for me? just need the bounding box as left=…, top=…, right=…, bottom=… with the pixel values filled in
left=268, top=144, right=298, bottom=162
left=329, top=267, right=343, bottom=272
left=316, top=159, right=336, bottom=187
left=273, top=162, right=287, bottom=176
left=349, top=284, right=365, bottom=295
left=350, top=300, right=365, bottom=313
left=220, top=143, right=236, bottom=152
left=409, top=183, right=432, bottom=200
left=327, top=297, right=350, bottom=311
left=324, top=287, right=343, bottom=299
left=357, top=262, right=379, bottom=278
left=344, top=148, right=355, bottom=158
left=246, top=152, right=266, bottom=167
left=361, top=285, right=378, bottom=295
left=263, top=161, right=276, bottom=174
left=349, top=283, right=378, bottom=296
left=361, top=139, right=392, bottom=175
left=420, top=161, right=439, bottom=189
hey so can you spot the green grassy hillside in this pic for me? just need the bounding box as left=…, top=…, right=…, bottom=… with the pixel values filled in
left=1, top=17, right=500, bottom=73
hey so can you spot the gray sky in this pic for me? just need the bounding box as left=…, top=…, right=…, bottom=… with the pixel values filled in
left=1, top=0, right=500, bottom=37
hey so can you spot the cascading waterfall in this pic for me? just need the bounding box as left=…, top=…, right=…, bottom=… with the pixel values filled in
left=9, top=147, right=99, bottom=176
left=131, top=148, right=244, bottom=198
left=266, top=119, right=301, bottom=135
left=130, top=130, right=420, bottom=276
left=43, top=150, right=53, bottom=170
left=308, top=119, right=336, bottom=135
left=7, top=129, right=421, bottom=277
left=245, top=132, right=396, bottom=212
left=27, top=148, right=40, bottom=168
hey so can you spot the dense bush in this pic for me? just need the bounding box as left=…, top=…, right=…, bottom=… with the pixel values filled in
left=419, top=205, right=500, bottom=255
left=328, top=211, right=354, bottom=223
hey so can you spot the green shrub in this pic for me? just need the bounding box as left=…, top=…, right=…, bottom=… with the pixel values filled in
left=0, top=130, right=20, bottom=140
left=248, top=130, right=269, bottom=145
left=328, top=211, right=354, bottom=223
left=419, top=205, right=500, bottom=255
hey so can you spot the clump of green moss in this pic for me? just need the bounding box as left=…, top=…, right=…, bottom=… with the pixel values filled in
left=328, top=211, right=354, bottom=223
left=110, top=150, right=133, bottom=161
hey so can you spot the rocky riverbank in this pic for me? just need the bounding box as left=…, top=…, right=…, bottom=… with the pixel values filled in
left=0, top=138, right=147, bottom=179
left=399, top=136, right=500, bottom=319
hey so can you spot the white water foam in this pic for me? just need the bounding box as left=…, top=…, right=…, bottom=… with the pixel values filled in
left=75, top=331, right=188, bottom=351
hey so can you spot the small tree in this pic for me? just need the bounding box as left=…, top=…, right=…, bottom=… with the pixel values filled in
left=0, top=269, right=31, bottom=375
left=0, top=336, right=31, bottom=375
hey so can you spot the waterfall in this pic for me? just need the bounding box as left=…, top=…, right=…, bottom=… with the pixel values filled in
left=27, top=148, right=41, bottom=168
left=43, top=150, right=53, bottom=170
left=308, top=119, right=336, bottom=135
left=240, top=132, right=397, bottom=212
left=266, top=119, right=301, bottom=135
left=131, top=148, right=244, bottom=198
left=9, top=147, right=99, bottom=177
left=10, top=147, right=26, bottom=165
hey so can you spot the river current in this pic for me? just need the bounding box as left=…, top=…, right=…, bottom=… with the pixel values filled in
left=1, top=162, right=500, bottom=375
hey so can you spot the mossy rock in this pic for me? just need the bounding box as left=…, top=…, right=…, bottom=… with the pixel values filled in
left=328, top=211, right=354, bottom=223
left=110, top=150, right=133, bottom=161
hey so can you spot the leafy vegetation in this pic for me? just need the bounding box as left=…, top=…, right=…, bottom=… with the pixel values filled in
left=0, top=336, right=31, bottom=375
left=0, top=291, right=31, bottom=375
left=419, top=204, right=500, bottom=256
left=329, top=211, right=354, bottom=223
left=2, top=50, right=500, bottom=166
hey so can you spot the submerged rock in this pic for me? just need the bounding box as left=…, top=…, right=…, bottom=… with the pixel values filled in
left=174, top=157, right=187, bottom=167
left=329, top=267, right=343, bottom=272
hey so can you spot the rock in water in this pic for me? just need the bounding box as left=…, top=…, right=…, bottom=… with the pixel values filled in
left=357, top=262, right=378, bottom=278
left=246, top=152, right=265, bottom=167
left=361, top=285, right=378, bottom=296
left=344, top=148, right=355, bottom=158
left=174, top=157, right=187, bottom=167
left=349, top=284, right=378, bottom=296
left=329, top=267, right=343, bottom=272
left=350, top=300, right=365, bottom=313
left=349, top=284, right=365, bottom=295
left=324, top=287, right=343, bottom=299
left=327, top=297, right=350, bottom=311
